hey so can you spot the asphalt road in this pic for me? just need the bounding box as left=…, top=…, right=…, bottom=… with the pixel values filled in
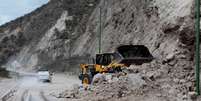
left=4, top=73, right=79, bottom=101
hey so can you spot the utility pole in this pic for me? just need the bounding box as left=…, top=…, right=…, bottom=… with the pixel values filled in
left=99, top=6, right=102, bottom=54
left=98, top=0, right=106, bottom=54
left=195, top=0, right=200, bottom=95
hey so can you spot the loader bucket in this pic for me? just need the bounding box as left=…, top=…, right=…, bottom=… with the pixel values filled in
left=116, top=45, right=154, bottom=65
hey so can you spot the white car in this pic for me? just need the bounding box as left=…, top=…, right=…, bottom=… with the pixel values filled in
left=38, top=70, right=52, bottom=82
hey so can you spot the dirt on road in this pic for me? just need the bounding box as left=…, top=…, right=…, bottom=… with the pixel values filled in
left=2, top=73, right=79, bottom=101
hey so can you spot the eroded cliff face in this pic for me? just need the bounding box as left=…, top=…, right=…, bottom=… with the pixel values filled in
left=0, top=0, right=199, bottom=100
left=0, top=0, right=100, bottom=71
left=0, top=0, right=196, bottom=73
left=0, top=0, right=195, bottom=71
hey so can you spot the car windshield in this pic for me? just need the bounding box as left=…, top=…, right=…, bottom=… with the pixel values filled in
left=38, top=68, right=48, bottom=71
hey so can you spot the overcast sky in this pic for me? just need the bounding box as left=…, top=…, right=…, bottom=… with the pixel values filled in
left=0, top=0, right=49, bottom=25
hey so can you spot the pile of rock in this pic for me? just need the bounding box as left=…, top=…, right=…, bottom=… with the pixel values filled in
left=55, top=73, right=147, bottom=101
left=129, top=58, right=196, bottom=100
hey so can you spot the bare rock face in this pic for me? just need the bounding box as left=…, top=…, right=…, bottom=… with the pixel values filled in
left=0, top=0, right=100, bottom=72
left=0, top=0, right=199, bottom=100
left=0, top=0, right=196, bottom=71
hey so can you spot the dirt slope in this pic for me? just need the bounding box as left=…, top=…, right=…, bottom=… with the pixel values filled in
left=0, top=0, right=200, bottom=100
left=0, top=0, right=100, bottom=71
left=0, top=0, right=195, bottom=71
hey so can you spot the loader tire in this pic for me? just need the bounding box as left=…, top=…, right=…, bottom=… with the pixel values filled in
left=82, top=74, right=91, bottom=84
left=115, top=66, right=122, bottom=72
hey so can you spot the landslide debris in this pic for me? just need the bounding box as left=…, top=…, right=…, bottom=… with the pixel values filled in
left=0, top=0, right=200, bottom=100
left=53, top=73, right=147, bottom=101
left=55, top=56, right=196, bottom=101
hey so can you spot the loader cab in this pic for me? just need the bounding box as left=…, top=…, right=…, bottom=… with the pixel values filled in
left=96, top=53, right=115, bottom=66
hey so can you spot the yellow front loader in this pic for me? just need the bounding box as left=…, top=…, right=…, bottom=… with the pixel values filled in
left=78, top=45, right=154, bottom=85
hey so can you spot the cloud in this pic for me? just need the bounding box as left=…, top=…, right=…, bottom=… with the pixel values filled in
left=0, top=0, right=49, bottom=25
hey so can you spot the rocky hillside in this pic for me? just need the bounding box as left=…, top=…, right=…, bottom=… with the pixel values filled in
left=0, top=0, right=195, bottom=71
left=0, top=0, right=100, bottom=71
left=0, top=0, right=199, bottom=100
